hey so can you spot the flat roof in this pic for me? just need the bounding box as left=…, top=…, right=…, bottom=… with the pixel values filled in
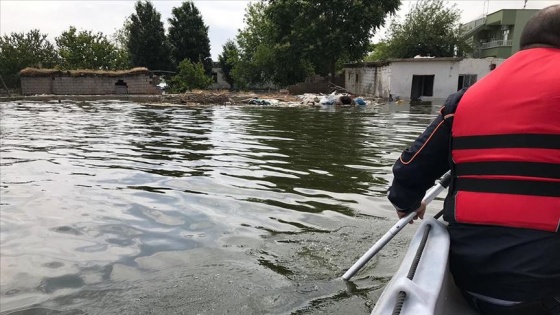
left=344, top=57, right=463, bottom=68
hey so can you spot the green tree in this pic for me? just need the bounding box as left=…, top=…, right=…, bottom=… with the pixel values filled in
left=234, top=0, right=400, bottom=86
left=56, top=26, right=129, bottom=70
left=267, top=0, right=400, bottom=82
left=234, top=1, right=312, bottom=87
left=383, top=0, right=469, bottom=58
left=127, top=0, right=172, bottom=70
left=233, top=2, right=276, bottom=87
left=110, top=22, right=133, bottom=69
left=365, top=41, right=392, bottom=61
left=217, top=40, right=238, bottom=89
left=168, top=59, right=213, bottom=92
left=168, top=1, right=212, bottom=73
left=0, top=30, right=58, bottom=88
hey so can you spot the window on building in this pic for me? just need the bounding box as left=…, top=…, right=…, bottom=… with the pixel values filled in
left=212, top=72, right=218, bottom=83
left=410, top=75, right=434, bottom=100
left=457, top=74, right=477, bottom=90
left=355, top=73, right=360, bottom=82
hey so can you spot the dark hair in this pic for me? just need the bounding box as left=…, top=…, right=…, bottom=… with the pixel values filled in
left=520, top=5, right=560, bottom=49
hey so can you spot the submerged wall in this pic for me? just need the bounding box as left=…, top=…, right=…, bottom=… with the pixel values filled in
left=21, top=74, right=160, bottom=95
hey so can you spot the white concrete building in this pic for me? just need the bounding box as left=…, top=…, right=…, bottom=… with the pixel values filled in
left=344, top=57, right=505, bottom=100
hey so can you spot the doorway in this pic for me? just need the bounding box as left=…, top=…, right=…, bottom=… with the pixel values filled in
left=410, top=75, right=434, bottom=100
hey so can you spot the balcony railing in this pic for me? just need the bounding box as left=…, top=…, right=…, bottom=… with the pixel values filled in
left=461, top=17, right=487, bottom=38
left=480, top=40, right=512, bottom=49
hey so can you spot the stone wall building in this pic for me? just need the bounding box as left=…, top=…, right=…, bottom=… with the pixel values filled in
left=20, top=67, right=161, bottom=95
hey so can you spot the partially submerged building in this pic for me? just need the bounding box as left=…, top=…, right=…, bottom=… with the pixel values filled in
left=20, top=67, right=161, bottom=95
left=344, top=57, right=505, bottom=100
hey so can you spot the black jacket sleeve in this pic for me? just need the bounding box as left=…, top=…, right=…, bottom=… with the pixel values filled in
left=387, top=89, right=466, bottom=213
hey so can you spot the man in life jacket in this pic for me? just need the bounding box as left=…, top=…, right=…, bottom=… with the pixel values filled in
left=387, top=5, right=560, bottom=315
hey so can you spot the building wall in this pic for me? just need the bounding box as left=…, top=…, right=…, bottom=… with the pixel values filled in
left=389, top=60, right=461, bottom=100
left=480, top=46, right=513, bottom=58
left=210, top=67, right=231, bottom=90
left=344, top=58, right=506, bottom=100
left=458, top=58, right=506, bottom=83
left=345, top=66, right=391, bottom=97
left=486, top=10, right=505, bottom=25
left=511, top=10, right=538, bottom=52
left=345, top=67, right=374, bottom=95
left=21, top=77, right=52, bottom=95
left=21, top=74, right=160, bottom=95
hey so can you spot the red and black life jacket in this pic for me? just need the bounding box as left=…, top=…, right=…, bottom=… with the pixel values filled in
left=450, top=48, right=560, bottom=233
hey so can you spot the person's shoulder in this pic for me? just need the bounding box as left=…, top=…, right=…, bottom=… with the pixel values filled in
left=442, top=88, right=468, bottom=116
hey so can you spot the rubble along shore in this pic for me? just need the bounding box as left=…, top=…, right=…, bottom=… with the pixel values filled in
left=0, top=91, right=298, bottom=105
left=0, top=90, right=383, bottom=106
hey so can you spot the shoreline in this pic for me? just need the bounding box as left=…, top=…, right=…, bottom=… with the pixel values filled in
left=0, top=91, right=305, bottom=106
left=0, top=91, right=395, bottom=107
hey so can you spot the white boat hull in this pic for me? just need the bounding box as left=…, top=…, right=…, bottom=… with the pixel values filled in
left=371, top=217, right=478, bottom=315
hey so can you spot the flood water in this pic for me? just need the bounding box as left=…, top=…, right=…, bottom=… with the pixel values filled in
left=0, top=101, right=445, bottom=315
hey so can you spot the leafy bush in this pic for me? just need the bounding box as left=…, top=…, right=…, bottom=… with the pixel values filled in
left=168, top=59, right=213, bottom=92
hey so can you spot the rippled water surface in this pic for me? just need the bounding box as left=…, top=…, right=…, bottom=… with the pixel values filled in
left=0, top=101, right=444, bottom=315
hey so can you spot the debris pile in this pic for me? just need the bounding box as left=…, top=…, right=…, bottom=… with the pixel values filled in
left=159, top=90, right=381, bottom=107
left=175, top=91, right=233, bottom=105
left=297, top=92, right=373, bottom=106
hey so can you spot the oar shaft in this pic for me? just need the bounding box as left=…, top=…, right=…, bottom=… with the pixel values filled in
left=342, top=172, right=452, bottom=281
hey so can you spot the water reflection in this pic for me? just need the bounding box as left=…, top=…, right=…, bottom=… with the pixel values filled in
left=0, top=101, right=443, bottom=314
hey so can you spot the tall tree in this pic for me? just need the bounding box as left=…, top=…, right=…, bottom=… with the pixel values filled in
left=234, top=1, right=312, bottom=87
left=266, top=0, right=401, bottom=82
left=233, top=2, right=276, bottom=87
left=56, top=26, right=129, bottom=70
left=382, top=0, right=469, bottom=58
left=127, top=0, right=171, bottom=70
left=168, top=1, right=212, bottom=73
left=111, top=20, right=132, bottom=69
left=234, top=0, right=400, bottom=86
left=0, top=30, right=58, bottom=88
left=217, top=40, right=238, bottom=89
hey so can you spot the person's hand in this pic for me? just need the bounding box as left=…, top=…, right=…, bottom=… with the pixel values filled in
left=396, top=202, right=426, bottom=224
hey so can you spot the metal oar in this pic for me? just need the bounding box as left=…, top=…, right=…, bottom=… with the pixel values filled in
left=342, top=171, right=452, bottom=281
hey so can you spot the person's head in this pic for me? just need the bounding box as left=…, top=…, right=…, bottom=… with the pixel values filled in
left=520, top=4, right=560, bottom=50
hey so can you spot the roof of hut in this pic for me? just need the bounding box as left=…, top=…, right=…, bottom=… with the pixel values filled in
left=19, top=67, right=150, bottom=77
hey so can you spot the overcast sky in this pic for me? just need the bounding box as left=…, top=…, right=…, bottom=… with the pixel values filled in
left=1, top=0, right=557, bottom=59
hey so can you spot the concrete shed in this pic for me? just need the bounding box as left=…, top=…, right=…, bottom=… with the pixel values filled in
left=344, top=57, right=506, bottom=100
